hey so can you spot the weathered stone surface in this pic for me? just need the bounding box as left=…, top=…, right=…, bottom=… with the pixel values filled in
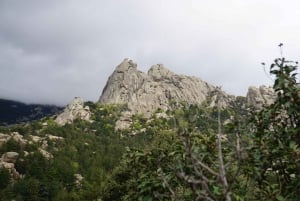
left=38, top=148, right=53, bottom=160
left=1, top=152, right=19, bottom=163
left=29, top=134, right=63, bottom=144
left=209, top=89, right=235, bottom=108
left=99, top=59, right=233, bottom=129
left=55, top=97, right=91, bottom=126
left=74, top=173, right=84, bottom=188
left=42, top=122, right=48, bottom=127
left=0, top=132, right=63, bottom=180
left=115, top=111, right=133, bottom=130
left=46, top=134, right=64, bottom=141
left=246, top=85, right=275, bottom=109
left=0, top=161, right=21, bottom=179
left=29, top=135, right=42, bottom=143
left=24, top=151, right=29, bottom=157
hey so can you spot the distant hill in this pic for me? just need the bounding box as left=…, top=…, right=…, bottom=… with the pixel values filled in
left=0, top=98, right=63, bottom=125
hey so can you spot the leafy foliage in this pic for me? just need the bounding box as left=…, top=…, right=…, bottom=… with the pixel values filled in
left=246, top=57, right=300, bottom=200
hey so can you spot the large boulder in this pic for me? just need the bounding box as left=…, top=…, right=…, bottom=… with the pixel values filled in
left=1, top=152, right=19, bottom=163
left=38, top=148, right=53, bottom=160
left=0, top=161, right=21, bottom=179
left=0, top=151, right=21, bottom=180
left=55, top=97, right=91, bottom=126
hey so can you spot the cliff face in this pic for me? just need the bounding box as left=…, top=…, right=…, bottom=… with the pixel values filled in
left=99, top=59, right=234, bottom=129
left=99, top=59, right=220, bottom=111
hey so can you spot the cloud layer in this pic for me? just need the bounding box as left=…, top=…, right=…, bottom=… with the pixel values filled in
left=1, top=0, right=300, bottom=105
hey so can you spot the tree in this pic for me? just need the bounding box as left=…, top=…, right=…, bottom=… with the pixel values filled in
left=13, top=178, right=40, bottom=201
left=107, top=99, right=242, bottom=201
left=247, top=56, right=300, bottom=200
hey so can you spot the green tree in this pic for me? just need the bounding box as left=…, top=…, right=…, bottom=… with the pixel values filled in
left=13, top=178, right=40, bottom=201
left=0, top=168, right=10, bottom=189
left=0, top=138, right=21, bottom=154
left=247, top=56, right=300, bottom=200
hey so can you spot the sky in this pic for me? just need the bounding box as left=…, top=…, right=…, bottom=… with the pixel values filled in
left=1, top=0, right=300, bottom=106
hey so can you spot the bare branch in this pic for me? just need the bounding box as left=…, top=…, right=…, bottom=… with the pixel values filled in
left=191, top=155, right=219, bottom=176
left=216, top=87, right=232, bottom=201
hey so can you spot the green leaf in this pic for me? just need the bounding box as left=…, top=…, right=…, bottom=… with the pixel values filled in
left=276, top=195, right=286, bottom=201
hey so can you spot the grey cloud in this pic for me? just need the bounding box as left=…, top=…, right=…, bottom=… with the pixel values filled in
left=0, top=0, right=300, bottom=105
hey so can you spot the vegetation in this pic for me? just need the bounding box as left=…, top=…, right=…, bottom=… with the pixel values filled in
left=0, top=54, right=299, bottom=200
left=245, top=57, right=300, bottom=200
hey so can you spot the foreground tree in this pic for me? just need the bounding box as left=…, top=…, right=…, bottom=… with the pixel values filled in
left=246, top=56, right=300, bottom=200
left=103, top=99, right=243, bottom=201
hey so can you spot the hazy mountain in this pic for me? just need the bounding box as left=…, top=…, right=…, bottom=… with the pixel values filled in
left=0, top=98, right=62, bottom=126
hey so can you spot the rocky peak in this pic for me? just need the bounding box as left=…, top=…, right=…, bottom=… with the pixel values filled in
left=99, top=59, right=147, bottom=105
left=115, top=58, right=138, bottom=72
left=148, top=64, right=175, bottom=81
left=55, top=97, right=91, bottom=126
left=99, top=59, right=234, bottom=129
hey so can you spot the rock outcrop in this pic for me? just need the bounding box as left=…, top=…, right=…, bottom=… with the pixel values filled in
left=0, top=151, right=21, bottom=180
left=0, top=131, right=64, bottom=180
left=0, top=132, right=27, bottom=148
left=0, top=160, right=20, bottom=180
left=99, top=59, right=234, bottom=129
left=1, top=152, right=19, bottom=163
left=246, top=85, right=276, bottom=109
left=55, top=97, right=91, bottom=126
left=74, top=173, right=84, bottom=188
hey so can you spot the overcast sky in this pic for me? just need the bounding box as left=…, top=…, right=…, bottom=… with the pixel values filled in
left=1, top=0, right=300, bottom=105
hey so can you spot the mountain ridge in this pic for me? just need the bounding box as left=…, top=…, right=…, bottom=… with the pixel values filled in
left=0, top=98, right=62, bottom=126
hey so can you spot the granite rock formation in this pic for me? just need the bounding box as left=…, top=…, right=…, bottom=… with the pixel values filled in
left=55, top=97, right=91, bottom=126
left=246, top=85, right=276, bottom=109
left=0, top=132, right=27, bottom=148
left=0, top=132, right=65, bottom=180
left=99, top=59, right=234, bottom=129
